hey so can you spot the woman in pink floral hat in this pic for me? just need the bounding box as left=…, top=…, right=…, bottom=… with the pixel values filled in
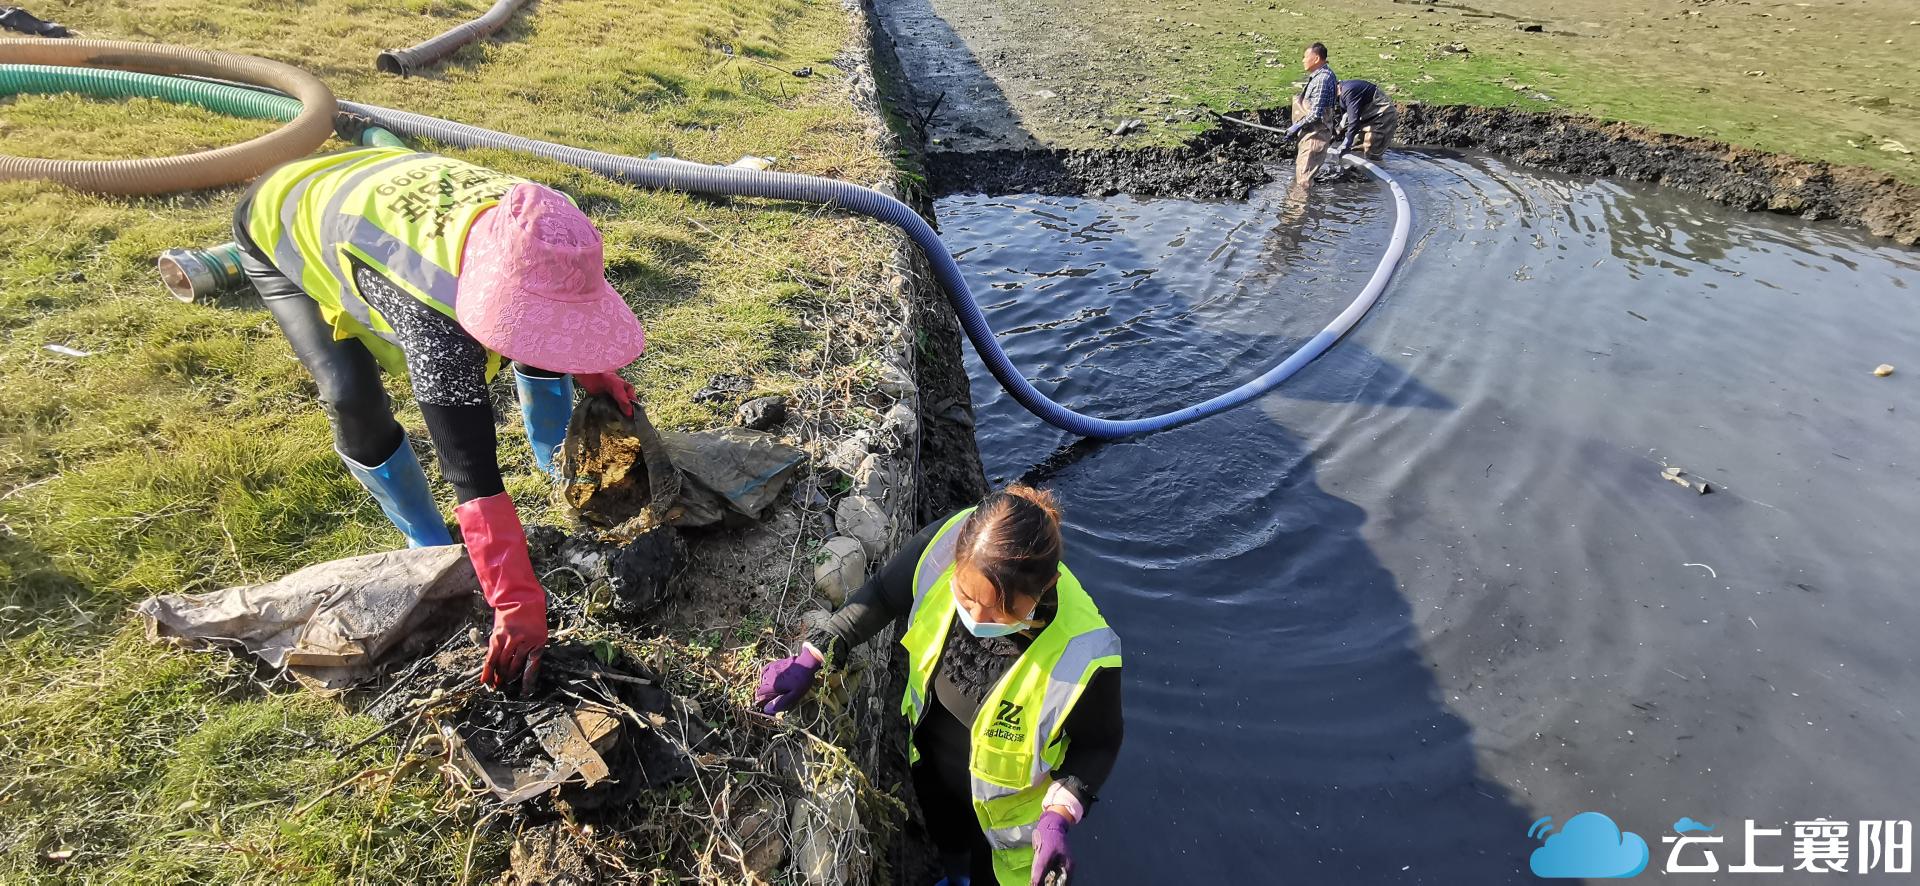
left=233, top=146, right=648, bottom=691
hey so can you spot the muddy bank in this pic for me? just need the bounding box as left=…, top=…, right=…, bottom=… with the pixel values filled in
left=856, top=0, right=991, bottom=523
left=928, top=135, right=1270, bottom=201
left=1397, top=104, right=1920, bottom=245
left=919, top=103, right=1919, bottom=245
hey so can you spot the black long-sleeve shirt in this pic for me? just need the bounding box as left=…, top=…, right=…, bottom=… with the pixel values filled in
left=812, top=520, right=1125, bottom=811
left=1336, top=79, right=1390, bottom=135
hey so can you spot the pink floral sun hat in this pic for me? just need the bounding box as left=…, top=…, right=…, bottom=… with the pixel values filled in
left=456, top=183, right=646, bottom=374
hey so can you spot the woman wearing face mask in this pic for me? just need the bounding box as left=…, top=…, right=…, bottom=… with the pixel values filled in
left=755, top=486, right=1124, bottom=886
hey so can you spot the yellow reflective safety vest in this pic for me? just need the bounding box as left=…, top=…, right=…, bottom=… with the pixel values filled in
left=900, top=508, right=1123, bottom=886
left=244, top=147, right=532, bottom=376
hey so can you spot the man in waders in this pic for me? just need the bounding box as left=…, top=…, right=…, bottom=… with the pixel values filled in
left=1285, top=41, right=1339, bottom=186
left=755, top=486, right=1125, bottom=886
left=232, top=146, right=647, bottom=692
left=1333, top=78, right=1400, bottom=162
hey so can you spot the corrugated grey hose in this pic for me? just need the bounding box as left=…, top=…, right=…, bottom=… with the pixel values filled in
left=5, top=56, right=1411, bottom=437
left=376, top=0, right=529, bottom=76
left=345, top=100, right=1410, bottom=439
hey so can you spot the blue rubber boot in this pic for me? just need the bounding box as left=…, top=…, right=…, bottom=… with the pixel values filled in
left=340, top=436, right=454, bottom=548
left=514, top=368, right=574, bottom=476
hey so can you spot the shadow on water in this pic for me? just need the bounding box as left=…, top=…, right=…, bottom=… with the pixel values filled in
left=1052, top=412, right=1538, bottom=883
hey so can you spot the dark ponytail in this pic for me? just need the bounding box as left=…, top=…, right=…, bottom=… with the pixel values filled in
left=954, top=485, right=1063, bottom=609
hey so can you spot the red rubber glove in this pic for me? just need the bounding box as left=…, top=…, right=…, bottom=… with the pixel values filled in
left=576, top=371, right=636, bottom=417
left=455, top=492, right=548, bottom=692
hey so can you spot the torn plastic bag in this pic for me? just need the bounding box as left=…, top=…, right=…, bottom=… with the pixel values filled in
left=134, top=546, right=479, bottom=690
left=557, top=396, right=805, bottom=531
left=660, top=426, right=806, bottom=526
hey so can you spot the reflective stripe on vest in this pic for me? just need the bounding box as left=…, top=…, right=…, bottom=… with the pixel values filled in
left=899, top=508, right=1122, bottom=885
left=901, top=508, right=974, bottom=730
left=314, top=151, right=424, bottom=350
left=973, top=626, right=1123, bottom=799
left=246, top=148, right=526, bottom=374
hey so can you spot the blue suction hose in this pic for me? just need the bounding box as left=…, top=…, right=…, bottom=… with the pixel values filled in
left=342, top=101, right=1413, bottom=439
left=1, top=57, right=1411, bottom=438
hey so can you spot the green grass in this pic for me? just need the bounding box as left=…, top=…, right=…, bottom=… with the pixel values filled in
left=0, top=0, right=890, bottom=880
left=911, top=0, right=1920, bottom=180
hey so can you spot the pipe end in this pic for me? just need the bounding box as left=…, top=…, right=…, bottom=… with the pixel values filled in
left=375, top=51, right=408, bottom=76
left=158, top=245, right=245, bottom=303
left=157, top=250, right=209, bottom=303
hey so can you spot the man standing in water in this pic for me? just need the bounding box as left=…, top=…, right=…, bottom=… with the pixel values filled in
left=1285, top=42, right=1338, bottom=186
left=1333, top=78, right=1400, bottom=162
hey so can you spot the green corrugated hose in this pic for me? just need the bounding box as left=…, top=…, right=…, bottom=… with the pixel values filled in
left=0, top=63, right=407, bottom=146
left=0, top=39, right=339, bottom=192
left=0, top=62, right=305, bottom=119
left=1, top=61, right=404, bottom=298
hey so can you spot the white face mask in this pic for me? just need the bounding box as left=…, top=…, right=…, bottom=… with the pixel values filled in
left=956, top=600, right=1038, bottom=638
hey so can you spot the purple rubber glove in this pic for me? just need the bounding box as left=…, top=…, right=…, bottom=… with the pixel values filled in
left=754, top=645, right=823, bottom=714
left=1030, top=810, right=1073, bottom=885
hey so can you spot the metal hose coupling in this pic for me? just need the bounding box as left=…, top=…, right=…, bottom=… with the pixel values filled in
left=157, top=242, right=247, bottom=303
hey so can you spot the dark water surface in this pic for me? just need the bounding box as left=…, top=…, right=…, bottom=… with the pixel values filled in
left=933, top=152, right=1920, bottom=883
